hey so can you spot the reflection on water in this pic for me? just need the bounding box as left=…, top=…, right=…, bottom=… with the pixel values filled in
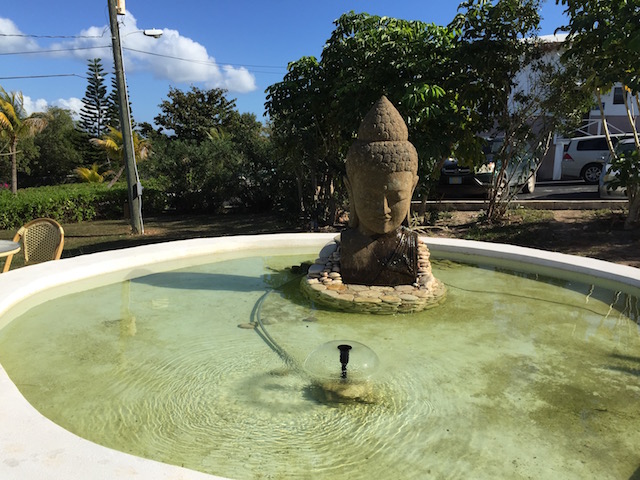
left=0, top=254, right=639, bottom=480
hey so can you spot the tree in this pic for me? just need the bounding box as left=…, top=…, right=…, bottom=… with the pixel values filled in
left=559, top=0, right=640, bottom=228
left=139, top=135, right=242, bottom=212
left=106, top=74, right=135, bottom=130
left=75, top=162, right=113, bottom=183
left=0, top=86, right=48, bottom=193
left=266, top=12, right=469, bottom=224
left=225, top=112, right=278, bottom=210
left=31, top=107, right=83, bottom=184
left=77, top=59, right=111, bottom=167
left=90, top=126, right=150, bottom=187
left=79, top=59, right=110, bottom=138
left=154, top=86, right=236, bottom=141
left=449, top=0, right=591, bottom=221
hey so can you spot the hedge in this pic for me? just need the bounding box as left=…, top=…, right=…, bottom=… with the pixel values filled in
left=0, top=181, right=168, bottom=230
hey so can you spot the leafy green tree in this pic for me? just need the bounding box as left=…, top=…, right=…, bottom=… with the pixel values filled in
left=225, top=112, right=278, bottom=210
left=142, top=110, right=277, bottom=213
left=31, top=107, right=84, bottom=184
left=266, top=56, right=331, bottom=220
left=140, top=136, right=242, bottom=212
left=154, top=86, right=236, bottom=141
left=450, top=0, right=591, bottom=221
left=145, top=87, right=278, bottom=213
left=559, top=0, right=640, bottom=228
left=266, top=12, right=467, bottom=225
left=0, top=86, right=48, bottom=193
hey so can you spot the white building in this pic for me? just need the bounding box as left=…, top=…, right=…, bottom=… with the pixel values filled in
left=534, top=34, right=639, bottom=180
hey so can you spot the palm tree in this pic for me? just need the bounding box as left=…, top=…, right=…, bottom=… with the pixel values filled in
left=0, top=87, right=48, bottom=194
left=90, top=126, right=150, bottom=188
left=75, top=162, right=114, bottom=183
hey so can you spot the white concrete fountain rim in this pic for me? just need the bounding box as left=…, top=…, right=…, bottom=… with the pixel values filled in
left=1, top=232, right=639, bottom=480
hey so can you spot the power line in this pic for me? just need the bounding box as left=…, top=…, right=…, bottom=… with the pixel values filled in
left=0, top=46, right=111, bottom=55
left=123, top=47, right=287, bottom=73
left=0, top=47, right=287, bottom=75
left=0, top=45, right=286, bottom=69
left=0, top=33, right=105, bottom=39
left=0, top=74, right=84, bottom=80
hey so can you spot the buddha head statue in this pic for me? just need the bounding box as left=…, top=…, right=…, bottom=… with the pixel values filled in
left=344, top=96, right=419, bottom=237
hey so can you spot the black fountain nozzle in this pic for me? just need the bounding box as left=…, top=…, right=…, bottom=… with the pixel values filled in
left=338, top=344, right=353, bottom=380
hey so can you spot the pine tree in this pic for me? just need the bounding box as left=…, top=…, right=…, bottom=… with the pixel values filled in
left=106, top=74, right=135, bottom=130
left=79, top=59, right=109, bottom=138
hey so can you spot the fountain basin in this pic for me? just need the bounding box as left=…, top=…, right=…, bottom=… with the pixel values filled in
left=0, top=233, right=639, bottom=480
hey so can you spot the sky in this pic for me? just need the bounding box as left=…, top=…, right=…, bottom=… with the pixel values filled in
left=0, top=0, right=570, bottom=126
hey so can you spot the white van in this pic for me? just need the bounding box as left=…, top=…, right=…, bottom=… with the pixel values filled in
left=562, top=134, right=633, bottom=184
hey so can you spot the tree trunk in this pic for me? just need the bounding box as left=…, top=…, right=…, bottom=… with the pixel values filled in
left=596, top=88, right=616, bottom=155
left=295, top=169, right=304, bottom=215
left=622, top=88, right=640, bottom=149
left=625, top=196, right=640, bottom=230
left=107, top=166, right=125, bottom=188
left=622, top=88, right=640, bottom=230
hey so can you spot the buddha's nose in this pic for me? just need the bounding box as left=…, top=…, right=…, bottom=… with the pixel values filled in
left=380, top=196, right=392, bottom=216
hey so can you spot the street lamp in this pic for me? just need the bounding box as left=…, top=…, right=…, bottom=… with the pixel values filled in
left=107, top=1, right=162, bottom=234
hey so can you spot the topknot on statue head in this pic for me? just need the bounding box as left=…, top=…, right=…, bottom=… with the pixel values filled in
left=345, top=96, right=419, bottom=177
left=357, top=95, right=409, bottom=142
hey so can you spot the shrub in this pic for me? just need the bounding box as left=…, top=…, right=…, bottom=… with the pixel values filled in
left=0, top=182, right=167, bottom=230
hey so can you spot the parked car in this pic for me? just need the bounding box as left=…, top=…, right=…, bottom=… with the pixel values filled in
left=437, top=139, right=536, bottom=198
left=599, top=138, right=638, bottom=198
left=562, top=134, right=633, bottom=184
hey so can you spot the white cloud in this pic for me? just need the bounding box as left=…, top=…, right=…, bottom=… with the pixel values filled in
left=217, top=66, right=256, bottom=93
left=0, top=18, right=39, bottom=52
left=19, top=96, right=81, bottom=118
left=53, top=97, right=83, bottom=119
left=46, top=11, right=257, bottom=93
left=22, top=96, right=49, bottom=115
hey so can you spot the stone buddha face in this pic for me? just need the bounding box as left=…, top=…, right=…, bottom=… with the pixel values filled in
left=346, top=168, right=418, bottom=237
left=343, top=95, right=419, bottom=238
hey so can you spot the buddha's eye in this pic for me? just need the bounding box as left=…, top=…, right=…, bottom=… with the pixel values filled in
left=386, top=190, right=407, bottom=205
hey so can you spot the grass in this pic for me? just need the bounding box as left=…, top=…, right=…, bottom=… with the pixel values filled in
left=2, top=207, right=639, bottom=270
left=0, top=211, right=301, bottom=270
left=463, top=209, right=555, bottom=243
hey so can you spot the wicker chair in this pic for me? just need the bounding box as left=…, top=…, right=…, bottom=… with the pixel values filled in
left=2, top=218, right=64, bottom=272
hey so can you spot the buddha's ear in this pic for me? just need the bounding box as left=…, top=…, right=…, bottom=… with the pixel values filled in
left=404, top=175, right=419, bottom=228
left=344, top=175, right=358, bottom=228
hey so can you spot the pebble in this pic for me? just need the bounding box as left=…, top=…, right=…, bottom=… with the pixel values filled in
left=394, top=285, right=415, bottom=293
left=237, top=323, right=256, bottom=329
left=380, top=295, right=402, bottom=304
left=399, top=294, right=419, bottom=302
left=300, top=238, right=447, bottom=314
left=337, top=293, right=355, bottom=301
left=308, top=264, right=324, bottom=275
left=354, top=296, right=382, bottom=303
left=326, top=284, right=347, bottom=292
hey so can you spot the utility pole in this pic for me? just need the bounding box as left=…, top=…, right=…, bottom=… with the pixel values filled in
left=107, top=0, right=144, bottom=234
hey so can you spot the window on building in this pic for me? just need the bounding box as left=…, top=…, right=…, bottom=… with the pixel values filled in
left=613, top=87, right=625, bottom=105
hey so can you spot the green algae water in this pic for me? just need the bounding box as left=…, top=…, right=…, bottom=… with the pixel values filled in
left=0, top=254, right=639, bottom=480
